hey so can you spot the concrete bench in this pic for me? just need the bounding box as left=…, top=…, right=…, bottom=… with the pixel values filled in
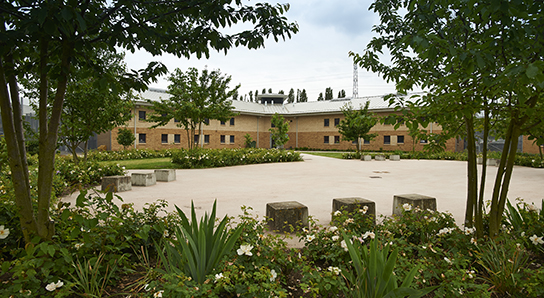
left=332, top=197, right=376, bottom=225
left=390, top=154, right=401, bottom=161
left=393, top=193, right=436, bottom=215
left=131, top=172, right=156, bottom=187
left=154, top=169, right=176, bottom=182
left=266, top=201, right=308, bottom=233
left=375, top=155, right=386, bottom=161
left=101, top=176, right=132, bottom=192
left=361, top=155, right=372, bottom=161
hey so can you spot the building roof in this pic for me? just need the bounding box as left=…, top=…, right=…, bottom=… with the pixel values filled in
left=136, top=88, right=414, bottom=116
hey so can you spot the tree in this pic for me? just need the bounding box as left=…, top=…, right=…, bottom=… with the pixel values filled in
left=325, top=87, right=333, bottom=100
left=287, top=88, right=295, bottom=103
left=338, top=90, right=346, bottom=98
left=269, top=113, right=290, bottom=148
left=232, top=90, right=239, bottom=101
left=262, top=88, right=267, bottom=94
left=337, top=101, right=378, bottom=151
left=117, top=127, right=136, bottom=150
left=351, top=0, right=544, bottom=236
left=268, top=88, right=273, bottom=93
left=317, top=93, right=324, bottom=101
left=299, top=89, right=308, bottom=102
left=296, top=89, right=301, bottom=102
left=0, top=0, right=298, bottom=243
left=278, top=90, right=284, bottom=94
left=147, top=67, right=239, bottom=149
left=249, top=91, right=254, bottom=102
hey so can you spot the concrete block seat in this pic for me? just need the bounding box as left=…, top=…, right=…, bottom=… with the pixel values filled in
left=154, top=169, right=176, bottom=182
left=131, top=172, right=156, bottom=187
left=101, top=176, right=132, bottom=192
left=332, top=197, right=376, bottom=225
left=361, top=155, right=372, bottom=161
left=375, top=155, right=386, bottom=161
left=390, top=155, right=401, bottom=161
left=266, top=201, right=309, bottom=233
left=393, top=194, right=436, bottom=215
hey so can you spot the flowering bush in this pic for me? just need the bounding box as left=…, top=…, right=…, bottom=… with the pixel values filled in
left=86, top=148, right=175, bottom=161
left=171, top=148, right=302, bottom=168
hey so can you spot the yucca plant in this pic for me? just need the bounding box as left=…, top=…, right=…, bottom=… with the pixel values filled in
left=158, top=200, right=243, bottom=284
left=341, top=234, right=436, bottom=298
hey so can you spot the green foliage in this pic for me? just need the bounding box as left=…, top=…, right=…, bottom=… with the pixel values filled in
left=147, top=67, right=239, bottom=149
left=69, top=253, right=121, bottom=297
left=116, top=128, right=136, bottom=150
left=505, top=198, right=544, bottom=254
left=87, top=148, right=174, bottom=161
left=243, top=133, right=255, bottom=148
left=269, top=113, right=290, bottom=148
left=342, top=237, right=436, bottom=298
left=158, top=201, right=243, bottom=284
left=337, top=101, right=378, bottom=151
left=171, top=148, right=302, bottom=168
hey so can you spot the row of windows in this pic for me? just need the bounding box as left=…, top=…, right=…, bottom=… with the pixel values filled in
left=138, top=111, right=235, bottom=126
left=138, top=133, right=235, bottom=144
left=324, top=118, right=340, bottom=127
left=323, top=135, right=428, bottom=145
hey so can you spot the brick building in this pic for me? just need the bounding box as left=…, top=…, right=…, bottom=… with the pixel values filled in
left=96, top=88, right=539, bottom=153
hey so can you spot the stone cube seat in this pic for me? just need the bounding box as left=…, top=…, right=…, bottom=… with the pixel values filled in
left=362, top=155, right=372, bottom=161
left=154, top=169, right=176, bottom=182
left=101, top=176, right=132, bottom=192
left=266, top=201, right=308, bottom=233
left=390, top=155, right=401, bottom=161
left=375, top=155, right=386, bottom=161
left=332, top=197, right=376, bottom=225
left=393, top=193, right=436, bottom=215
left=131, top=172, right=156, bottom=187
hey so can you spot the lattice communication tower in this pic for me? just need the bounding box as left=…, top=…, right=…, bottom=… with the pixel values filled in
left=352, top=63, right=358, bottom=99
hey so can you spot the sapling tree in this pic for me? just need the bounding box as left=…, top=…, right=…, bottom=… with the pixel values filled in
left=269, top=113, right=290, bottom=148
left=337, top=101, right=378, bottom=151
left=117, top=127, right=136, bottom=150
left=147, top=67, right=239, bottom=149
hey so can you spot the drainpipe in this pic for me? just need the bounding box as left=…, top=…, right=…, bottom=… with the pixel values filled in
left=134, top=107, right=137, bottom=149
left=257, top=116, right=260, bottom=148
left=200, top=122, right=204, bottom=148
left=295, top=117, right=299, bottom=148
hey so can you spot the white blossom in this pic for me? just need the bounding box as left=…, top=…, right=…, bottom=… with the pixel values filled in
left=270, top=269, right=277, bottom=282
left=328, top=226, right=338, bottom=233
left=237, top=244, right=254, bottom=256
left=340, top=240, right=349, bottom=252
left=444, top=257, right=452, bottom=264
left=328, top=266, right=341, bottom=275
left=360, top=206, right=369, bottom=214
left=362, top=231, right=375, bottom=240
left=154, top=290, right=164, bottom=298
left=74, top=243, right=84, bottom=250
left=529, top=235, right=544, bottom=245
left=0, top=225, right=10, bottom=239
left=331, top=235, right=340, bottom=241
left=333, top=210, right=342, bottom=216
left=215, top=273, right=224, bottom=282
left=45, top=280, right=63, bottom=291
left=306, top=235, right=315, bottom=242
left=402, top=203, right=412, bottom=211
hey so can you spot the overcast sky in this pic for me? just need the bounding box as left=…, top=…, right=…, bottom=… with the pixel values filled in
left=123, top=0, right=397, bottom=102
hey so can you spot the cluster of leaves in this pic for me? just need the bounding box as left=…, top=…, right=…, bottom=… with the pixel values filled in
left=0, top=191, right=174, bottom=297
left=86, top=149, right=175, bottom=161
left=171, top=148, right=302, bottom=169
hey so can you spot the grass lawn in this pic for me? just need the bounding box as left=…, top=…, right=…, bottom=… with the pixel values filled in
left=98, top=157, right=175, bottom=169
left=301, top=151, right=345, bottom=159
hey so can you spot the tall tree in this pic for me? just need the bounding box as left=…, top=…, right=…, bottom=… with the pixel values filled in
left=147, top=67, right=239, bottom=149
left=338, top=89, right=346, bottom=98
left=249, top=90, right=254, bottom=102
left=352, top=0, right=544, bottom=236
left=337, top=101, right=378, bottom=151
left=296, top=89, right=301, bottom=102
left=269, top=113, right=290, bottom=148
left=287, top=88, right=295, bottom=103
left=317, top=92, right=324, bottom=101
left=300, top=89, right=308, bottom=102
left=117, top=127, right=136, bottom=150
left=232, top=90, right=239, bottom=101
left=325, top=87, right=333, bottom=100
left=268, top=88, right=273, bottom=93
left=262, top=88, right=266, bottom=94
left=0, top=0, right=298, bottom=243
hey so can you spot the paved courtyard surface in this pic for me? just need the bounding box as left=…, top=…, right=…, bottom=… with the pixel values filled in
left=62, top=154, right=543, bottom=245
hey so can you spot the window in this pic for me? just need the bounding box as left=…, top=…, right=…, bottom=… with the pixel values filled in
left=139, top=133, right=146, bottom=144
left=161, top=113, right=167, bottom=117
left=204, top=135, right=210, bottom=144
left=324, top=136, right=329, bottom=144
left=161, top=134, right=168, bottom=144
left=334, top=136, right=340, bottom=144
left=230, top=135, right=235, bottom=144
left=363, top=139, right=370, bottom=144
left=352, top=140, right=357, bottom=145
left=230, top=118, right=235, bottom=125
left=334, top=118, right=340, bottom=126
left=271, top=122, right=276, bottom=128
left=384, top=135, right=391, bottom=145
left=220, top=135, right=226, bottom=144
left=324, top=119, right=330, bottom=127
left=139, top=111, right=146, bottom=120
left=174, top=118, right=180, bottom=123
left=194, top=134, right=199, bottom=144
left=174, top=134, right=180, bottom=144
left=420, top=139, right=428, bottom=144
left=203, top=118, right=209, bottom=125
left=220, top=120, right=226, bottom=125
left=397, top=135, right=405, bottom=144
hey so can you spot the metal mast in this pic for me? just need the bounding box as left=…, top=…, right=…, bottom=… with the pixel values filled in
left=352, top=63, right=358, bottom=99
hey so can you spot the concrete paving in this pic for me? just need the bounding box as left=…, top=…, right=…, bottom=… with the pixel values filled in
left=62, top=154, right=543, bottom=242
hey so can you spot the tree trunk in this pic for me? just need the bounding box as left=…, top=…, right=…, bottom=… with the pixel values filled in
left=83, top=140, right=88, bottom=163
left=0, top=56, right=37, bottom=243
left=475, top=107, right=489, bottom=238
left=464, top=115, right=478, bottom=228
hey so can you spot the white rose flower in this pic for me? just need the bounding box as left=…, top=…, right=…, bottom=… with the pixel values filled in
left=237, top=244, right=254, bottom=256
